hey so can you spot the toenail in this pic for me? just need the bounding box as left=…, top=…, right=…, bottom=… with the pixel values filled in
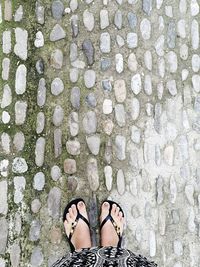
left=79, top=201, right=84, bottom=207
left=104, top=202, right=109, bottom=207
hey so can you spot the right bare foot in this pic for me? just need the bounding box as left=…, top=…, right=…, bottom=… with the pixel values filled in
left=100, top=201, right=124, bottom=247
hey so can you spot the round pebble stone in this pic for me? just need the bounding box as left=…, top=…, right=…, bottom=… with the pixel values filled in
left=51, top=77, right=64, bottom=96
left=51, top=165, right=61, bottom=181
left=191, top=0, right=199, bottom=16
left=182, top=69, right=189, bottom=81
left=127, top=32, right=138, bottom=48
left=36, top=2, right=44, bottom=24
left=103, top=99, right=113, bottom=114
left=13, top=132, right=25, bottom=152
left=2, top=111, right=10, bottom=124
left=33, top=172, right=45, bottom=191
left=131, top=74, right=142, bottom=95
left=36, top=112, right=45, bottom=134
left=116, top=35, right=125, bottom=47
left=84, top=70, right=96, bottom=88
left=70, top=43, right=78, bottom=62
left=70, top=68, right=79, bottom=83
left=50, top=24, right=66, bottom=42
left=100, top=9, right=109, bottom=29
left=82, top=39, right=94, bottom=66
left=102, top=80, right=112, bottom=91
left=1, top=84, right=12, bottom=108
left=31, top=199, right=42, bottom=213
left=51, top=49, right=63, bottom=69
left=128, top=12, right=137, bottom=29
left=128, top=53, right=137, bottom=72
left=70, top=87, right=80, bottom=109
left=83, top=10, right=94, bottom=31
left=140, top=18, right=151, bottom=40
left=166, top=51, right=177, bottom=73
left=131, top=125, right=141, bottom=144
left=34, top=31, right=44, bottom=48
left=64, top=159, right=77, bottom=174
left=71, top=15, right=79, bottom=37
left=192, top=75, right=200, bottom=92
left=192, top=54, right=200, bottom=72
left=85, top=93, right=97, bottom=107
left=15, top=64, right=27, bottom=95
left=30, top=247, right=44, bottom=267
left=66, top=140, right=80, bottom=155
left=52, top=105, right=64, bottom=126
left=50, top=226, right=62, bottom=244
left=115, top=53, right=123, bottom=73
left=167, top=80, right=177, bottom=96
left=36, top=59, right=44, bottom=74
left=101, top=58, right=111, bottom=71
left=70, top=0, right=78, bottom=12
left=69, top=112, right=79, bottom=137
left=52, top=0, right=64, bottom=20
left=144, top=50, right=152, bottom=71
left=180, top=44, right=188, bottom=60
left=82, top=111, right=97, bottom=134
left=114, top=10, right=122, bottom=29
left=67, top=176, right=78, bottom=192
left=100, top=32, right=111, bottom=53
left=12, top=157, right=28, bottom=174
left=103, top=119, right=114, bottom=135
left=86, top=135, right=100, bottom=155
left=15, top=101, right=28, bottom=125
left=0, top=259, right=5, bottom=267
left=114, top=80, right=126, bottom=103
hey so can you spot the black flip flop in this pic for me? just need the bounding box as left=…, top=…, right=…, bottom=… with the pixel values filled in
left=63, top=198, right=90, bottom=252
left=100, top=200, right=124, bottom=248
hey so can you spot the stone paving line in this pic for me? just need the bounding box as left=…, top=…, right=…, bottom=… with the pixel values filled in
left=1, top=0, right=200, bottom=266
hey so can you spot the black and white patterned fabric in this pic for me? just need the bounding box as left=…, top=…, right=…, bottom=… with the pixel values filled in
left=51, top=246, right=157, bottom=267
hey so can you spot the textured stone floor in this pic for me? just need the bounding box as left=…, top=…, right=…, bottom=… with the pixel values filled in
left=1, top=0, right=200, bottom=266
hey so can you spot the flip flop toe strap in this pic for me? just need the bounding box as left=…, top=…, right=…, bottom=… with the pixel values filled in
left=69, top=212, right=90, bottom=241
left=100, top=214, right=122, bottom=239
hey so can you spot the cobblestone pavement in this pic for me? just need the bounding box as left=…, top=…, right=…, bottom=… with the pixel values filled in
left=1, top=0, right=200, bottom=266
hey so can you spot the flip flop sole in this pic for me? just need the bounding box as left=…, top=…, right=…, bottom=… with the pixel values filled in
left=100, top=200, right=125, bottom=248
left=63, top=198, right=90, bottom=252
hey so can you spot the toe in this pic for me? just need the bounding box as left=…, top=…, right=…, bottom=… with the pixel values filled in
left=72, top=204, right=77, bottom=217
left=66, top=212, right=72, bottom=222
left=119, top=211, right=123, bottom=218
left=77, top=201, right=86, bottom=213
left=101, top=202, right=110, bottom=214
left=100, top=202, right=110, bottom=221
left=111, top=204, right=117, bottom=217
left=116, top=207, right=120, bottom=215
left=102, top=202, right=110, bottom=210
left=69, top=207, right=76, bottom=221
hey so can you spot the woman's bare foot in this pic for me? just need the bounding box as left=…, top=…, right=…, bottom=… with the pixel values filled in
left=100, top=202, right=124, bottom=247
left=64, top=201, right=92, bottom=250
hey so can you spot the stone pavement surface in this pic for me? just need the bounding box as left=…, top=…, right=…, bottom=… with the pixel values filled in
left=1, top=0, right=200, bottom=266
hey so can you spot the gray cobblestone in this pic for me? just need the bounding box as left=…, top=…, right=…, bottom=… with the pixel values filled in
left=0, top=218, right=8, bottom=254
left=34, top=31, right=44, bottom=48
left=0, top=181, right=8, bottom=215
left=50, top=24, right=66, bottom=41
left=10, top=243, right=21, bottom=267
